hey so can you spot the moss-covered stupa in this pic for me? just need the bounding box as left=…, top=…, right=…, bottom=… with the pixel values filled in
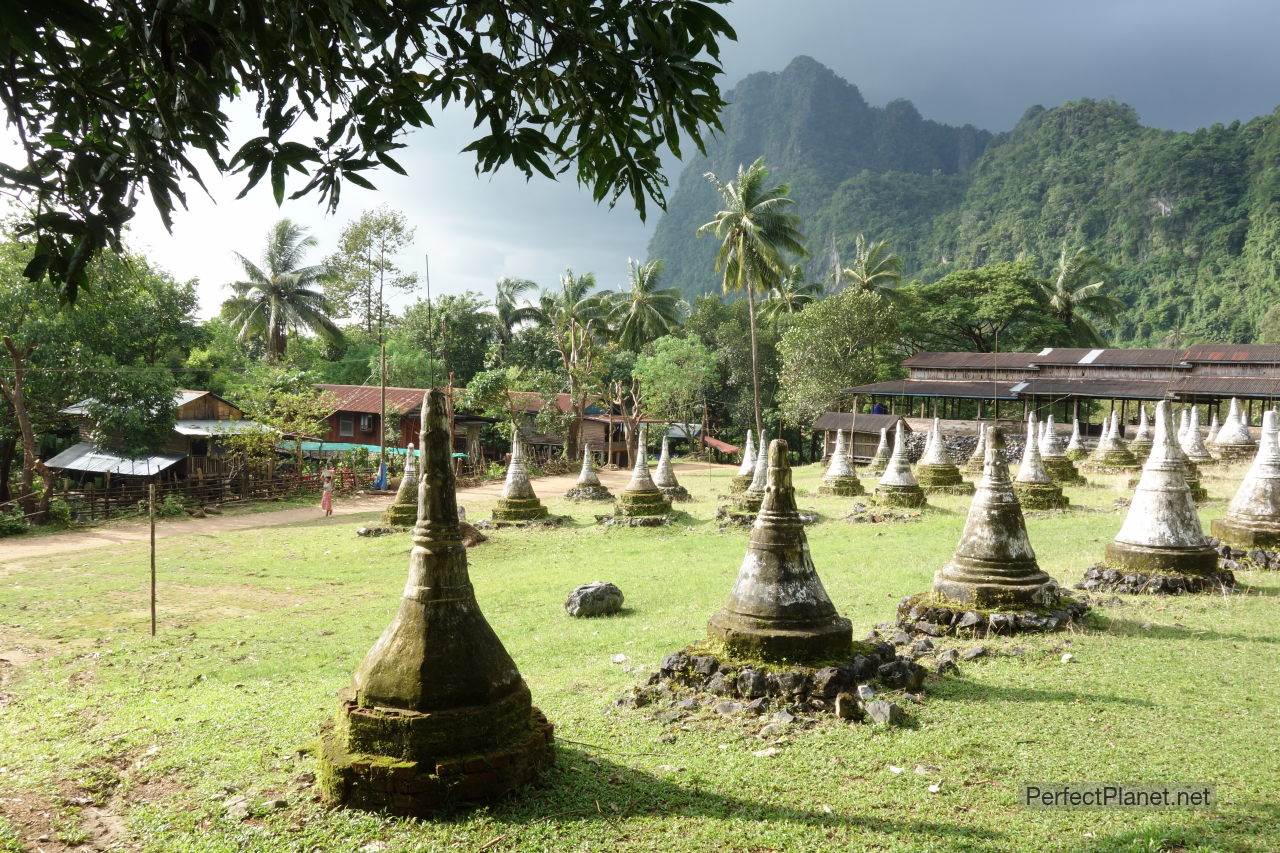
left=737, top=430, right=770, bottom=515
left=653, top=437, right=691, bottom=502
left=491, top=430, right=549, bottom=524
left=817, top=429, right=864, bottom=496
left=1064, top=418, right=1088, bottom=461
left=913, top=418, right=972, bottom=494
left=728, top=429, right=755, bottom=493
left=564, top=443, right=613, bottom=502
left=1038, top=414, right=1085, bottom=485
left=1181, top=406, right=1215, bottom=464
left=1210, top=398, right=1256, bottom=461
left=381, top=442, right=420, bottom=527
left=1080, top=412, right=1140, bottom=474
left=1081, top=401, right=1232, bottom=594
left=612, top=425, right=673, bottom=522
left=318, top=389, right=554, bottom=815
left=1014, top=414, right=1068, bottom=510
left=1211, top=409, right=1280, bottom=551
left=1128, top=405, right=1153, bottom=461
left=707, top=439, right=852, bottom=661
left=866, top=427, right=892, bottom=477
left=964, top=424, right=987, bottom=476
left=897, top=426, right=1085, bottom=635
left=872, top=421, right=926, bottom=508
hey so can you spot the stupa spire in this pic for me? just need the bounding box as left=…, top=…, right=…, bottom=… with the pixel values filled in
left=565, top=442, right=613, bottom=501
left=1212, top=409, right=1280, bottom=551
left=818, top=428, right=865, bottom=496
left=654, top=435, right=691, bottom=501
left=873, top=421, right=926, bottom=507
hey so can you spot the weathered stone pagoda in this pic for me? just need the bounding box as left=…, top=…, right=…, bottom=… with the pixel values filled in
left=964, top=423, right=987, bottom=476
left=1128, top=405, right=1153, bottom=460
left=897, top=426, right=1086, bottom=636
left=653, top=437, right=692, bottom=502
left=866, top=427, right=892, bottom=477
left=381, top=443, right=420, bottom=527
left=1207, top=411, right=1220, bottom=445
left=610, top=425, right=673, bottom=523
left=728, top=429, right=756, bottom=493
left=1014, top=414, right=1068, bottom=510
left=737, top=430, right=770, bottom=515
left=913, top=418, right=973, bottom=494
left=1080, top=411, right=1140, bottom=474
left=872, top=422, right=927, bottom=508
left=1211, top=398, right=1256, bottom=461
left=1079, top=400, right=1232, bottom=594
left=564, top=443, right=613, bottom=502
left=1181, top=406, right=1215, bottom=464
left=817, top=429, right=864, bottom=497
left=318, top=390, right=554, bottom=815
left=490, top=431, right=550, bottom=524
left=1065, top=419, right=1088, bottom=461
left=1038, top=414, right=1085, bottom=485
left=1211, top=409, right=1280, bottom=553
left=707, top=439, right=852, bottom=661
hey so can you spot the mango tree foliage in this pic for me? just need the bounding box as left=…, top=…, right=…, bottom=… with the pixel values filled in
left=632, top=335, right=716, bottom=432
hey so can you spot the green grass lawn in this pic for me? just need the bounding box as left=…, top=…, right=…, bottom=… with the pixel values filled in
left=1, top=461, right=1277, bottom=852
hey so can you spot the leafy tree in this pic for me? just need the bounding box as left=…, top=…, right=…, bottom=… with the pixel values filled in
left=324, top=206, right=418, bottom=334
left=3, top=1, right=735, bottom=303
left=394, top=292, right=495, bottom=387
left=697, top=157, right=807, bottom=434
left=684, top=292, right=783, bottom=442
left=532, top=270, right=609, bottom=456
left=221, top=364, right=338, bottom=472
left=609, top=259, right=683, bottom=351
left=229, top=219, right=342, bottom=361
left=760, top=263, right=822, bottom=325
left=778, top=289, right=900, bottom=425
left=633, top=336, right=717, bottom=438
left=838, top=234, right=903, bottom=297
left=492, top=278, right=540, bottom=364
left=1258, top=305, right=1280, bottom=344
left=898, top=261, right=1068, bottom=353
left=1039, top=246, right=1126, bottom=346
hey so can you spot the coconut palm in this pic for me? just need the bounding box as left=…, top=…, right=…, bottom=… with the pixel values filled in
left=697, top=157, right=806, bottom=434
left=229, top=219, right=342, bottom=361
left=531, top=269, right=609, bottom=456
left=838, top=233, right=902, bottom=297
left=609, top=258, right=683, bottom=351
left=760, top=263, right=822, bottom=325
left=1040, top=246, right=1125, bottom=346
left=493, top=277, right=539, bottom=362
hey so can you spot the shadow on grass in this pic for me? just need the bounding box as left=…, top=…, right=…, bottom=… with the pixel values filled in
left=929, top=678, right=1156, bottom=708
left=1094, top=615, right=1280, bottom=645
left=456, top=746, right=1008, bottom=848
left=1063, top=802, right=1279, bottom=852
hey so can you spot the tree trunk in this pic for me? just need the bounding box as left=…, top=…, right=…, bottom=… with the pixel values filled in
left=0, top=434, right=14, bottom=503
left=0, top=337, right=54, bottom=523
left=746, top=283, right=763, bottom=435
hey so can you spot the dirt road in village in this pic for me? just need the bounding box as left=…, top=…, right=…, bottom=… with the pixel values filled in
left=0, top=462, right=731, bottom=563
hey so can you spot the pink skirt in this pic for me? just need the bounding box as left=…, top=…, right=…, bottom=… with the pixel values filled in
left=320, top=491, right=333, bottom=512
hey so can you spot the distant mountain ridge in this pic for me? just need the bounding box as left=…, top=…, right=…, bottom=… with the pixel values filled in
left=648, top=56, right=1280, bottom=345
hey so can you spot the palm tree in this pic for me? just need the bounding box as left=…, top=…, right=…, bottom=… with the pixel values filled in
left=493, top=277, right=539, bottom=362
left=1040, top=246, right=1125, bottom=346
left=838, top=233, right=902, bottom=297
left=609, top=258, right=683, bottom=351
left=697, top=157, right=806, bottom=434
left=532, top=269, right=608, bottom=457
left=759, top=263, right=822, bottom=325
left=229, top=219, right=342, bottom=361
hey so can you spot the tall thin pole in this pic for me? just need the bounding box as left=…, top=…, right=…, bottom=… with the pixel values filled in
left=149, top=483, right=156, bottom=636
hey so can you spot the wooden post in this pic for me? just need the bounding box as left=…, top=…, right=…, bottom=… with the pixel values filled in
left=149, top=483, right=156, bottom=636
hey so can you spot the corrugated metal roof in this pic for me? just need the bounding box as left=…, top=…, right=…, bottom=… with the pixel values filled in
left=1180, top=344, right=1280, bottom=364
left=1168, top=376, right=1280, bottom=396
left=44, top=442, right=185, bottom=477
left=1028, top=348, right=1187, bottom=367
left=841, top=379, right=1019, bottom=399
left=1017, top=378, right=1171, bottom=399
left=315, top=384, right=428, bottom=415
left=902, top=352, right=1038, bottom=370
left=811, top=412, right=911, bottom=432
left=62, top=389, right=212, bottom=417
left=173, top=419, right=270, bottom=436
left=703, top=436, right=739, bottom=454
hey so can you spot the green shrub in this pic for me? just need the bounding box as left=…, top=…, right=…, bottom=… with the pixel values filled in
left=46, top=498, right=73, bottom=527
left=157, top=494, right=187, bottom=518
left=0, top=508, right=27, bottom=537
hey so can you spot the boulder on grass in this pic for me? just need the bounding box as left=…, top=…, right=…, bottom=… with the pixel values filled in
left=564, top=582, right=625, bottom=617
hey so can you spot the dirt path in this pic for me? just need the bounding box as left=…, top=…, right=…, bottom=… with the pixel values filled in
left=0, top=462, right=732, bottom=562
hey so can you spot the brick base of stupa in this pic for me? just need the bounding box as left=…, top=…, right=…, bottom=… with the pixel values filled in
left=871, top=485, right=927, bottom=508
left=1013, top=482, right=1069, bottom=511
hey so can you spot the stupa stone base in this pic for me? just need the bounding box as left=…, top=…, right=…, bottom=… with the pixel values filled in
left=871, top=485, right=927, bottom=508
left=382, top=504, right=418, bottom=527
left=728, top=474, right=754, bottom=494
left=846, top=502, right=923, bottom=524
left=478, top=515, right=569, bottom=530
left=733, top=493, right=764, bottom=514
left=1212, top=444, right=1254, bottom=462
left=1210, top=521, right=1280, bottom=552
left=1079, top=451, right=1141, bottom=474
left=817, top=476, right=865, bottom=497
left=706, top=612, right=852, bottom=663
left=715, top=505, right=818, bottom=528
left=1065, top=449, right=1088, bottom=462
left=921, top=481, right=975, bottom=496
left=1127, top=440, right=1152, bottom=460
left=613, top=641, right=927, bottom=724
left=318, top=700, right=554, bottom=816
left=564, top=485, right=614, bottom=502
left=914, top=465, right=965, bottom=488
left=963, top=460, right=985, bottom=477
left=896, top=592, right=1089, bottom=637
left=1100, top=540, right=1221, bottom=578
left=1042, top=457, right=1086, bottom=485
left=614, top=491, right=673, bottom=518
left=595, top=513, right=673, bottom=527
left=1012, top=482, right=1069, bottom=511
left=1128, top=473, right=1207, bottom=504
left=659, top=485, right=692, bottom=503
left=1076, top=564, right=1236, bottom=595
left=491, top=497, right=549, bottom=522
left=865, top=463, right=889, bottom=478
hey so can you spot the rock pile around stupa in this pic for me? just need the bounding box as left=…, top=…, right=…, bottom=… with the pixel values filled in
left=817, top=429, right=864, bottom=497
left=1064, top=419, right=1088, bottom=461
left=897, top=426, right=1088, bottom=636
left=866, top=427, right=892, bottom=477
left=602, top=425, right=673, bottom=526
left=913, top=418, right=973, bottom=494
left=318, top=390, right=554, bottom=816
left=1038, top=415, right=1086, bottom=485
left=1127, top=405, right=1153, bottom=461
left=653, top=437, right=692, bottom=502
left=1078, top=401, right=1234, bottom=595
left=872, top=422, right=927, bottom=508
left=1211, top=409, right=1280, bottom=559
left=1210, top=398, right=1256, bottom=461
left=564, top=443, right=613, bottom=502
left=381, top=442, right=420, bottom=527
left=490, top=431, right=551, bottom=525
left=964, top=424, right=987, bottom=476
left=728, top=429, right=756, bottom=494
left=1013, top=414, right=1068, bottom=510
left=1080, top=412, right=1140, bottom=474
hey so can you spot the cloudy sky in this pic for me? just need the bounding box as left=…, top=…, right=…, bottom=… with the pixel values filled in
left=7, top=0, right=1280, bottom=318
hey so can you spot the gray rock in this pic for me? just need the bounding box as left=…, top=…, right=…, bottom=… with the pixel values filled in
left=706, top=672, right=732, bottom=695
left=565, top=581, right=625, bottom=617
left=759, top=722, right=787, bottom=738
left=957, top=611, right=983, bottom=629
left=690, top=655, right=719, bottom=676
left=675, top=697, right=701, bottom=711
left=834, top=692, right=863, bottom=721
left=713, top=701, right=743, bottom=715
left=737, top=668, right=768, bottom=699
left=856, top=684, right=876, bottom=701
left=961, top=645, right=987, bottom=661
left=937, top=649, right=960, bottom=665
left=743, top=697, right=768, bottom=715
left=865, top=700, right=904, bottom=726
left=912, top=638, right=934, bottom=654
left=891, top=630, right=913, bottom=645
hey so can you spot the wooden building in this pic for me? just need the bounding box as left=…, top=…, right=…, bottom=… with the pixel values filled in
left=842, top=345, right=1280, bottom=434
left=314, top=384, right=492, bottom=457
left=811, top=412, right=909, bottom=461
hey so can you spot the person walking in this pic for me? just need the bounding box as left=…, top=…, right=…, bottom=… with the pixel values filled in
left=320, top=469, right=335, bottom=517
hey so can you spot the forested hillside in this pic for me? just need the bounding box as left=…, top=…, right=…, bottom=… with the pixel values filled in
left=649, top=56, right=1280, bottom=345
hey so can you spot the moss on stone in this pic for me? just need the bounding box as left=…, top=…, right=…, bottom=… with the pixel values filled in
left=871, top=485, right=927, bottom=508
left=1013, top=481, right=1069, bottom=510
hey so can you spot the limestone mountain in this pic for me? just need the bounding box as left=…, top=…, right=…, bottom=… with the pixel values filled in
left=649, top=56, right=1280, bottom=345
